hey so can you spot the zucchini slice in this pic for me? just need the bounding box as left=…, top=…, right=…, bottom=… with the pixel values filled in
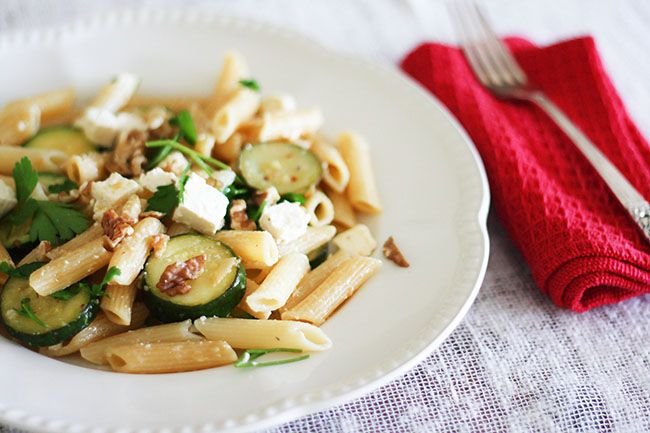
left=0, top=277, right=99, bottom=347
left=38, top=173, right=75, bottom=192
left=143, top=234, right=246, bottom=322
left=238, top=142, right=322, bottom=194
left=0, top=217, right=32, bottom=250
left=307, top=242, right=329, bottom=269
left=23, top=126, right=95, bottom=156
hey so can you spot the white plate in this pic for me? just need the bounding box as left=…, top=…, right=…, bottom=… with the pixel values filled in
left=0, top=10, right=489, bottom=433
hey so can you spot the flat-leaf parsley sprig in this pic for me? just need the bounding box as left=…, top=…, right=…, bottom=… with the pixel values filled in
left=14, top=298, right=47, bottom=329
left=145, top=165, right=191, bottom=217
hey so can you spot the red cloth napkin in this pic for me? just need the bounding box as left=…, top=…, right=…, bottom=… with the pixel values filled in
left=401, top=37, right=650, bottom=312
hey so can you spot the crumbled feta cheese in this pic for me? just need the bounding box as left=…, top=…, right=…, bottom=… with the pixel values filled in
left=158, top=151, right=189, bottom=177
left=210, top=169, right=236, bottom=191
left=91, top=172, right=142, bottom=220
left=0, top=180, right=17, bottom=218
left=74, top=108, right=146, bottom=147
left=172, top=173, right=229, bottom=235
left=138, top=168, right=178, bottom=193
left=259, top=201, right=310, bottom=244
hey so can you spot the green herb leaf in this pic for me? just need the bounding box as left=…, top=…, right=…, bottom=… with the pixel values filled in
left=14, top=298, right=47, bottom=329
left=13, top=157, right=38, bottom=203
left=280, top=193, right=306, bottom=205
left=249, top=200, right=268, bottom=222
left=50, top=284, right=82, bottom=301
left=146, top=140, right=232, bottom=171
left=29, top=201, right=90, bottom=245
left=145, top=184, right=179, bottom=216
left=169, top=110, right=197, bottom=145
left=177, top=165, right=191, bottom=203
left=7, top=197, right=38, bottom=226
left=234, top=348, right=309, bottom=368
left=222, top=185, right=251, bottom=200
left=47, top=178, right=78, bottom=194
left=239, top=79, right=260, bottom=92
left=79, top=266, right=121, bottom=298
left=0, top=261, right=44, bottom=278
left=147, top=144, right=173, bottom=169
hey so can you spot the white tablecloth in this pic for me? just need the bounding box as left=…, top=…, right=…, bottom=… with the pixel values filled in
left=1, top=1, right=649, bottom=431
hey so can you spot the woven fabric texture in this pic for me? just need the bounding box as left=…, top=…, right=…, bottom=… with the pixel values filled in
left=402, top=37, right=650, bottom=312
left=1, top=1, right=649, bottom=432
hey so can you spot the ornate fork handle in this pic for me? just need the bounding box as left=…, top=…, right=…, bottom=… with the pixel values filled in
left=529, top=91, right=650, bottom=240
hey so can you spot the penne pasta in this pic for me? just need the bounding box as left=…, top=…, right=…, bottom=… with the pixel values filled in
left=337, top=132, right=382, bottom=214
left=245, top=253, right=310, bottom=318
left=0, top=104, right=40, bottom=146
left=257, top=108, right=323, bottom=142
left=213, top=131, right=244, bottom=163
left=80, top=319, right=202, bottom=365
left=101, top=278, right=140, bottom=326
left=303, top=190, right=335, bottom=227
left=0, top=146, right=66, bottom=174
left=29, top=237, right=111, bottom=296
left=281, top=256, right=381, bottom=325
left=206, top=50, right=250, bottom=114
left=66, top=152, right=106, bottom=184
left=277, top=225, right=336, bottom=257
left=325, top=187, right=357, bottom=229
left=40, top=304, right=148, bottom=357
left=108, top=217, right=165, bottom=285
left=260, top=94, right=296, bottom=113
left=126, top=95, right=207, bottom=112
left=311, top=140, right=350, bottom=193
left=195, top=133, right=216, bottom=157
left=47, top=224, right=103, bottom=260
left=332, top=224, right=377, bottom=256
left=17, top=241, right=51, bottom=266
left=236, top=278, right=267, bottom=319
left=106, top=340, right=237, bottom=374
left=89, top=73, right=139, bottom=112
left=194, top=317, right=332, bottom=351
left=211, top=87, right=261, bottom=143
left=212, top=230, right=279, bottom=268
left=4, top=87, right=76, bottom=122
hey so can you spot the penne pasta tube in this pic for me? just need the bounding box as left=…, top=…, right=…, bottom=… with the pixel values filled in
left=245, top=253, right=310, bottom=318
left=66, top=152, right=106, bottom=184
left=40, top=304, right=148, bottom=357
left=236, top=278, right=267, bottom=320
left=108, top=217, right=165, bottom=286
left=303, top=190, right=335, bottom=227
left=101, top=278, right=139, bottom=326
left=47, top=224, right=103, bottom=260
left=211, top=87, right=261, bottom=143
left=17, top=241, right=51, bottom=266
left=206, top=51, right=250, bottom=114
left=89, top=73, right=139, bottom=112
left=212, top=230, right=279, bottom=268
left=106, top=340, right=237, bottom=374
left=126, top=95, right=207, bottom=112
left=30, top=237, right=111, bottom=296
left=0, top=104, right=40, bottom=146
left=194, top=317, right=332, bottom=351
left=277, top=225, right=336, bottom=257
left=337, top=132, right=382, bottom=214
left=0, top=146, right=66, bottom=174
left=80, top=319, right=201, bottom=365
left=5, top=87, right=75, bottom=122
left=260, top=94, right=296, bottom=113
left=278, top=250, right=350, bottom=314
left=195, top=133, right=216, bottom=157
left=325, top=187, right=357, bottom=229
left=332, top=224, right=377, bottom=256
left=213, top=131, right=244, bottom=164
left=257, top=108, right=323, bottom=142
left=310, top=140, right=350, bottom=193
left=281, top=256, right=381, bottom=325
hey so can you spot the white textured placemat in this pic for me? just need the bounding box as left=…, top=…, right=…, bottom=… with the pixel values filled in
left=1, top=1, right=649, bottom=432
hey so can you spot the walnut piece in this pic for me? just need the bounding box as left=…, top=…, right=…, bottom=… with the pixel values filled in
left=101, top=209, right=135, bottom=250
left=105, top=129, right=148, bottom=177
left=157, top=255, right=206, bottom=296
left=382, top=236, right=410, bottom=268
left=229, top=199, right=257, bottom=231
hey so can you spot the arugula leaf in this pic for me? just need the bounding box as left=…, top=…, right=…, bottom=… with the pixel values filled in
left=234, top=348, right=309, bottom=368
left=13, top=157, right=38, bottom=203
left=280, top=193, right=306, bottom=205
left=169, top=110, right=197, bottom=145
left=29, top=201, right=90, bottom=244
left=0, top=261, right=44, bottom=278
left=239, top=79, right=260, bottom=92
left=50, top=284, right=82, bottom=301
left=14, top=298, right=47, bottom=329
left=79, top=266, right=121, bottom=298
left=47, top=178, right=78, bottom=194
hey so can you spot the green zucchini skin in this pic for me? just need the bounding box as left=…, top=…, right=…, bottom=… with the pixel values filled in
left=142, top=234, right=247, bottom=323
left=23, top=126, right=96, bottom=156
left=0, top=278, right=99, bottom=347
left=143, top=264, right=246, bottom=323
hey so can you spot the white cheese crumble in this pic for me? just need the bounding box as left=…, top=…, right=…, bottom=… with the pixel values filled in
left=91, top=172, right=142, bottom=220
left=0, top=180, right=17, bottom=218
left=259, top=201, right=310, bottom=244
left=158, top=151, right=189, bottom=177
left=172, top=173, right=229, bottom=235
left=74, top=108, right=146, bottom=147
left=210, top=169, right=237, bottom=191
left=138, top=168, right=178, bottom=193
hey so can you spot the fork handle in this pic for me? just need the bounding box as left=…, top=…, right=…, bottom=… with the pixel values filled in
left=530, top=91, right=650, bottom=240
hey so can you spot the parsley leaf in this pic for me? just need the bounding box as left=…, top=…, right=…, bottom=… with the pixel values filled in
left=239, top=79, right=260, bottom=92
left=147, top=144, right=173, bottom=169
left=280, top=193, right=306, bottom=205
left=13, top=157, right=38, bottom=203
left=0, top=261, right=43, bottom=278
left=79, top=266, right=121, bottom=298
left=7, top=198, right=38, bottom=226
left=29, top=201, right=90, bottom=244
left=234, top=348, right=309, bottom=368
left=14, top=298, right=47, bottom=329
left=169, top=110, right=197, bottom=145
left=249, top=199, right=268, bottom=222
left=146, top=165, right=190, bottom=217
left=47, top=178, right=78, bottom=194
left=50, top=284, right=82, bottom=301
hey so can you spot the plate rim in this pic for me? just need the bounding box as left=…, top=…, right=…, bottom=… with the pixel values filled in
left=0, top=9, right=491, bottom=433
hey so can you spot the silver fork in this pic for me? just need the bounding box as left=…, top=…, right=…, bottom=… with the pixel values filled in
left=450, top=0, right=650, bottom=241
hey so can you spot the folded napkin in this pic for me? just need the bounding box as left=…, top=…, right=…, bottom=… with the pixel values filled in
left=401, top=37, right=650, bottom=312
